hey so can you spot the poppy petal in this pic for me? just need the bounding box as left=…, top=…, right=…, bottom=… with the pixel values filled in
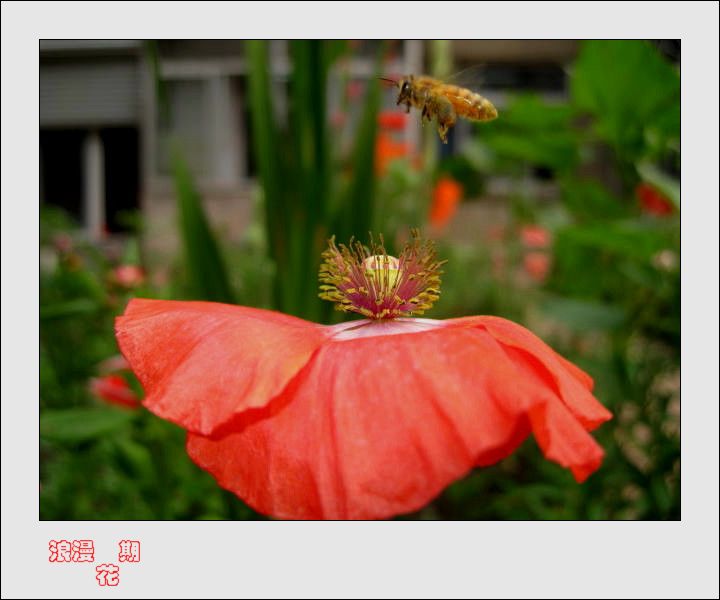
left=529, top=399, right=605, bottom=483
left=115, top=299, right=329, bottom=435
left=187, top=323, right=605, bottom=519
left=472, top=316, right=612, bottom=430
left=486, top=330, right=606, bottom=482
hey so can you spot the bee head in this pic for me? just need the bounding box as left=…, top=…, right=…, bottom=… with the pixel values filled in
left=396, top=77, right=412, bottom=105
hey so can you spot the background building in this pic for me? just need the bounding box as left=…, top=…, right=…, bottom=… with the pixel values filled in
left=40, top=39, right=581, bottom=247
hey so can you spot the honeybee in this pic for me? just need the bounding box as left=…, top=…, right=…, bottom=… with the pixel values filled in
left=381, top=74, right=498, bottom=143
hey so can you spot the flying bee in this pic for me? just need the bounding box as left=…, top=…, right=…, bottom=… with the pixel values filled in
left=380, top=74, right=498, bottom=143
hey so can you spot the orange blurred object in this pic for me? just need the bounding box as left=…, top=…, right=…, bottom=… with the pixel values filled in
left=374, top=131, right=410, bottom=176
left=429, top=176, right=463, bottom=229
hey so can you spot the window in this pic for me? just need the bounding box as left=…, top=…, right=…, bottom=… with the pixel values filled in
left=156, top=79, right=209, bottom=177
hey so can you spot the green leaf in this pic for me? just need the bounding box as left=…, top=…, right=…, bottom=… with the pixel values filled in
left=560, top=178, right=630, bottom=221
left=246, top=40, right=287, bottom=267
left=479, top=94, right=579, bottom=171
left=558, top=220, right=674, bottom=262
left=494, top=94, right=574, bottom=131
left=483, top=130, right=578, bottom=171
left=40, top=298, right=100, bottom=320
left=121, top=237, right=142, bottom=266
left=113, top=438, right=155, bottom=480
left=171, top=149, right=235, bottom=303
left=341, top=62, right=381, bottom=240
left=539, top=295, right=626, bottom=331
left=41, top=408, right=135, bottom=443
left=287, top=40, right=332, bottom=320
left=571, top=41, right=679, bottom=157
left=147, top=40, right=234, bottom=304
left=247, top=40, right=356, bottom=320
left=145, top=41, right=171, bottom=127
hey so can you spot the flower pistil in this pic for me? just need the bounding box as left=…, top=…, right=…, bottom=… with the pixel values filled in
left=319, top=230, right=445, bottom=319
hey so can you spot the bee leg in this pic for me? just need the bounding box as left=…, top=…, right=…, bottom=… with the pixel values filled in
left=437, top=124, right=449, bottom=143
left=422, top=102, right=435, bottom=124
left=435, top=98, right=456, bottom=144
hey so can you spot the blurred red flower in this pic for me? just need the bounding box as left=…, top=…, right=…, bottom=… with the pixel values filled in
left=377, top=110, right=408, bottom=131
left=523, top=251, right=552, bottom=283
left=89, top=374, right=140, bottom=409
left=635, top=183, right=674, bottom=216
left=116, top=298, right=611, bottom=520
left=112, top=265, right=145, bottom=288
left=429, top=176, right=463, bottom=229
left=374, top=131, right=410, bottom=176
left=52, top=233, right=74, bottom=254
left=330, top=110, right=347, bottom=130
left=97, top=354, right=131, bottom=375
left=346, top=79, right=365, bottom=101
left=520, top=225, right=552, bottom=249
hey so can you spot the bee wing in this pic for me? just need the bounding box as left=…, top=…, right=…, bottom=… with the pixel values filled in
left=442, top=65, right=498, bottom=123
left=443, top=64, right=489, bottom=92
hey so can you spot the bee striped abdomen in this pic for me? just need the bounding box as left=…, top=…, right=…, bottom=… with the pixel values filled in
left=441, top=85, right=498, bottom=122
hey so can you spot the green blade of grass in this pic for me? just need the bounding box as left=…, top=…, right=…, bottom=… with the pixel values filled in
left=341, top=62, right=381, bottom=241
left=146, top=40, right=234, bottom=304
left=41, top=408, right=135, bottom=443
left=288, top=40, right=332, bottom=319
left=171, top=149, right=235, bottom=303
left=246, top=40, right=287, bottom=310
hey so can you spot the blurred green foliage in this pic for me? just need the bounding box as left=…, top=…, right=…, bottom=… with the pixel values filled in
left=172, top=150, right=236, bottom=303
left=571, top=40, right=680, bottom=162
left=39, top=208, right=262, bottom=519
left=40, top=40, right=679, bottom=520
left=475, top=94, right=581, bottom=173
left=247, top=40, right=382, bottom=321
left=442, top=39, right=680, bottom=519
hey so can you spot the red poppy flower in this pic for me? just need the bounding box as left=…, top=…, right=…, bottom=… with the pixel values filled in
left=635, top=182, right=674, bottom=216
left=89, top=374, right=140, bottom=409
left=112, top=264, right=145, bottom=288
left=523, top=251, right=552, bottom=283
left=116, top=233, right=611, bottom=519
left=520, top=225, right=552, bottom=249
left=429, top=176, right=463, bottom=229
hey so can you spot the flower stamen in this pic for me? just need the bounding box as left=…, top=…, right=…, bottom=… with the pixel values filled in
left=319, top=230, right=445, bottom=319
